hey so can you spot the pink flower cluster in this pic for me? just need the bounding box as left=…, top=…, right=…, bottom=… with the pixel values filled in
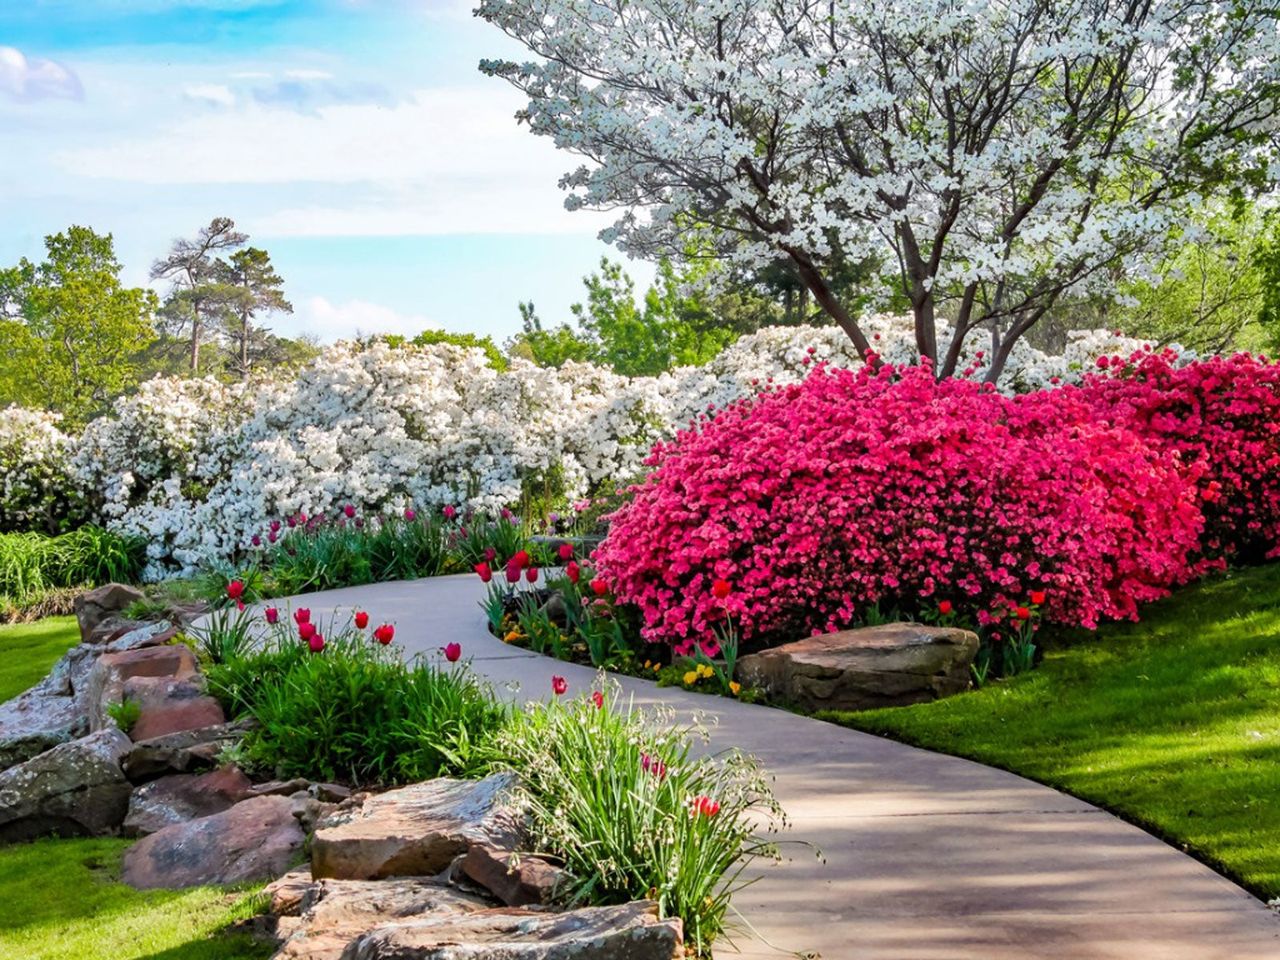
left=595, top=353, right=1280, bottom=651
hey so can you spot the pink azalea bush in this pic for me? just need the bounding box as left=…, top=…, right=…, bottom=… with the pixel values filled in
left=593, top=354, right=1280, bottom=652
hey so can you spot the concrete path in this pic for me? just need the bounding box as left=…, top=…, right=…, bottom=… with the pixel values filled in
left=270, top=574, right=1280, bottom=959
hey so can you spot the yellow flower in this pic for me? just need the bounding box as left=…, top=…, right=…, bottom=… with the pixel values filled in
left=682, top=670, right=699, bottom=686
left=652, top=664, right=660, bottom=673
left=729, top=681, right=742, bottom=696
left=643, top=660, right=652, bottom=669
left=697, top=664, right=714, bottom=678
left=503, top=630, right=522, bottom=643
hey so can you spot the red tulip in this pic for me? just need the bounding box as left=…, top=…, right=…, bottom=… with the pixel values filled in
left=344, top=503, right=356, bottom=518
left=270, top=519, right=281, bottom=532
left=354, top=610, right=369, bottom=629
left=444, top=642, right=462, bottom=662
left=251, top=534, right=262, bottom=547
left=294, top=608, right=311, bottom=625
left=558, top=543, right=574, bottom=561
left=1015, top=606, right=1031, bottom=621
left=551, top=675, right=567, bottom=696
left=692, top=795, right=720, bottom=818
left=591, top=690, right=604, bottom=710
left=374, top=623, right=395, bottom=645
left=711, top=579, right=731, bottom=600
left=483, top=547, right=497, bottom=562
left=226, top=580, right=245, bottom=601
left=1030, top=591, right=1046, bottom=605
left=308, top=633, right=325, bottom=653
left=298, top=621, right=317, bottom=641
left=526, top=566, right=539, bottom=584
left=268, top=530, right=278, bottom=544
left=404, top=508, right=417, bottom=521
left=265, top=607, right=279, bottom=624
left=443, top=505, right=457, bottom=520
left=938, top=600, right=953, bottom=615
left=505, top=561, right=521, bottom=584
left=474, top=562, right=493, bottom=583
left=641, top=753, right=667, bottom=780
left=566, top=560, right=580, bottom=584
left=589, top=578, right=608, bottom=597
left=512, top=550, right=531, bottom=570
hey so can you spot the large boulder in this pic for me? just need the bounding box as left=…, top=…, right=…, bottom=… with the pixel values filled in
left=122, top=794, right=306, bottom=889
left=121, top=720, right=248, bottom=782
left=0, top=728, right=132, bottom=841
left=273, top=878, right=494, bottom=960
left=0, top=642, right=103, bottom=770
left=343, top=900, right=683, bottom=960
left=122, top=676, right=226, bottom=742
left=312, top=774, right=520, bottom=881
left=74, top=583, right=145, bottom=643
left=458, top=843, right=567, bottom=907
left=737, top=622, right=980, bottom=712
left=85, top=644, right=199, bottom=731
left=105, top=621, right=178, bottom=654
left=123, top=765, right=254, bottom=837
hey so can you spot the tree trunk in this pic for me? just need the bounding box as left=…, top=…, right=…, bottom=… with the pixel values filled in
left=190, top=312, right=201, bottom=373
left=783, top=247, right=873, bottom=360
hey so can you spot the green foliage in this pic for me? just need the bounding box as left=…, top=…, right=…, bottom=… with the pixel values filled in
left=0, top=526, right=145, bottom=611
left=0, top=226, right=158, bottom=425
left=106, top=697, right=142, bottom=734
left=450, top=514, right=532, bottom=568
left=506, top=301, right=596, bottom=368
left=492, top=688, right=784, bottom=954
left=265, top=517, right=451, bottom=596
left=0, top=837, right=271, bottom=960
left=189, top=603, right=257, bottom=666
left=409, top=328, right=509, bottom=370
left=0, top=616, right=79, bottom=701
left=826, top=565, right=1280, bottom=900
left=207, top=633, right=508, bottom=786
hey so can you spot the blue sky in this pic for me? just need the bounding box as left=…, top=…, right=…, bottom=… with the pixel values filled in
left=0, top=0, right=649, bottom=342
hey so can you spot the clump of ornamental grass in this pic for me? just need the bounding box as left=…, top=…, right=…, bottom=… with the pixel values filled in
left=0, top=526, right=145, bottom=612
left=490, top=682, right=784, bottom=955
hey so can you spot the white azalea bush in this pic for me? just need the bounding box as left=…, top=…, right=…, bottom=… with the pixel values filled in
left=4, top=316, right=1181, bottom=578
left=0, top=406, right=86, bottom=533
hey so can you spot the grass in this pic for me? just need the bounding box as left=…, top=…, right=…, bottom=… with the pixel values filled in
left=824, top=565, right=1280, bottom=900
left=0, top=615, right=79, bottom=702
left=0, top=838, right=271, bottom=959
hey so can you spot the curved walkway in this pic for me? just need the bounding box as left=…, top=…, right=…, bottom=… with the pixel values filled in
left=275, top=574, right=1280, bottom=959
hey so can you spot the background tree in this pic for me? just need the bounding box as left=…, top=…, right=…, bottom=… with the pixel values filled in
left=506, top=300, right=596, bottom=367
left=0, top=226, right=157, bottom=424
left=479, top=0, right=1280, bottom=381
left=221, top=247, right=292, bottom=380
left=150, top=217, right=246, bottom=373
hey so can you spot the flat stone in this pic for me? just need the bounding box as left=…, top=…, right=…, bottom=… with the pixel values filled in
left=122, top=721, right=247, bottom=781
left=273, top=877, right=493, bottom=960
left=105, top=621, right=178, bottom=653
left=459, top=843, right=568, bottom=906
left=265, top=867, right=317, bottom=917
left=313, top=782, right=353, bottom=803
left=736, top=622, right=980, bottom=712
left=0, top=728, right=132, bottom=841
left=86, top=644, right=199, bottom=731
left=124, top=676, right=226, bottom=742
left=342, top=900, right=683, bottom=960
left=312, top=773, right=520, bottom=880
left=0, top=643, right=103, bottom=770
left=123, top=765, right=254, bottom=837
left=248, top=778, right=313, bottom=799
left=122, top=794, right=306, bottom=889
left=74, top=583, right=145, bottom=643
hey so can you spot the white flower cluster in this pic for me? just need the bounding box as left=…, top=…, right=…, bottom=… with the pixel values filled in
left=0, top=406, right=83, bottom=533
left=4, top=318, right=1178, bottom=577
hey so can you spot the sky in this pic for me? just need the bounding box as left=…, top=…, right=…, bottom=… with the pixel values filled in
left=0, top=0, right=650, bottom=343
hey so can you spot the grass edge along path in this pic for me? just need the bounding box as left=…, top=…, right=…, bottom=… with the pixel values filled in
left=825, top=565, right=1280, bottom=901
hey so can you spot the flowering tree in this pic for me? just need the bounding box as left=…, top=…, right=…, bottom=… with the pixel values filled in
left=477, top=0, right=1280, bottom=381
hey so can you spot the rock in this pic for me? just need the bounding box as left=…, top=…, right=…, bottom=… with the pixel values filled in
left=273, top=877, right=493, bottom=960
left=124, top=676, right=226, bottom=742
left=0, top=643, right=103, bottom=770
left=459, top=843, right=567, bottom=906
left=247, top=777, right=313, bottom=799
left=0, top=728, right=132, bottom=841
left=86, top=644, right=199, bottom=731
left=312, top=773, right=521, bottom=881
left=74, top=583, right=145, bottom=642
left=292, top=795, right=339, bottom=834
left=737, top=622, right=980, bottom=712
left=122, top=721, right=247, bottom=781
left=87, top=617, right=152, bottom=646
left=105, top=621, right=178, bottom=653
left=265, top=867, right=318, bottom=916
left=122, top=794, right=306, bottom=889
left=538, top=592, right=569, bottom=627
left=343, top=900, right=683, bottom=960
left=313, top=782, right=353, bottom=803
left=123, top=765, right=254, bottom=837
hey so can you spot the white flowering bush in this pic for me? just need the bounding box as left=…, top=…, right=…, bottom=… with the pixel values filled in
left=0, top=406, right=86, bottom=533
left=3, top=317, right=1184, bottom=578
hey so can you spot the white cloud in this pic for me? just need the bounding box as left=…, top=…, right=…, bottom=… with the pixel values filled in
left=299, top=295, right=440, bottom=341
left=0, top=47, right=83, bottom=102
left=182, top=82, right=236, bottom=107
left=283, top=69, right=334, bottom=80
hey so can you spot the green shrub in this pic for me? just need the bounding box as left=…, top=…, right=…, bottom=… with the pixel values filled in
left=207, top=633, right=507, bottom=786
left=491, top=687, right=784, bottom=954
left=365, top=517, right=450, bottom=581
left=0, top=526, right=145, bottom=611
left=188, top=604, right=257, bottom=665
left=105, top=697, right=141, bottom=734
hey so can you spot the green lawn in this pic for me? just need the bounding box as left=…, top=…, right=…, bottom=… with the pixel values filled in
left=824, top=565, right=1280, bottom=900
left=0, top=838, right=270, bottom=959
left=0, top=619, right=272, bottom=958
left=0, top=615, right=80, bottom=701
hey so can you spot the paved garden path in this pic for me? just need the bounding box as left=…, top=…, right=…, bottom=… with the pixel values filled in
left=283, top=574, right=1280, bottom=959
